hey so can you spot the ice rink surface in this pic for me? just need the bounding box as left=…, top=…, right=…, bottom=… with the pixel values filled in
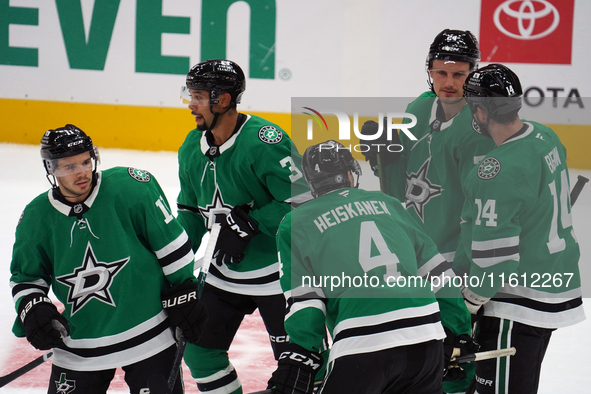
left=0, top=143, right=589, bottom=393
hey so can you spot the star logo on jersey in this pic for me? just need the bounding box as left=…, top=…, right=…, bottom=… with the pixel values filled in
left=258, top=126, right=283, bottom=144
left=405, top=158, right=442, bottom=222
left=55, top=372, right=76, bottom=393
left=128, top=167, right=151, bottom=182
left=477, top=157, right=501, bottom=180
left=56, top=242, right=129, bottom=315
left=198, top=186, right=233, bottom=229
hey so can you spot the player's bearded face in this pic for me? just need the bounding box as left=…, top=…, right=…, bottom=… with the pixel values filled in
left=429, top=60, right=471, bottom=104
left=55, top=153, right=94, bottom=202
left=188, top=89, right=213, bottom=131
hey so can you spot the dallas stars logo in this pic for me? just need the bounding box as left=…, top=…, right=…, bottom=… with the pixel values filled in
left=404, top=159, right=442, bottom=222
left=198, top=186, right=233, bottom=229
left=258, top=125, right=283, bottom=144
left=477, top=157, right=501, bottom=180
left=55, top=372, right=76, bottom=393
left=57, top=242, right=129, bottom=315
left=128, top=167, right=151, bottom=182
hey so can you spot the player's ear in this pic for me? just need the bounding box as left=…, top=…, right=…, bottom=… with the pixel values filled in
left=219, top=92, right=232, bottom=109
left=475, top=106, right=487, bottom=122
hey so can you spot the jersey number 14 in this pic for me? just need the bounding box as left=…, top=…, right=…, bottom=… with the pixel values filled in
left=475, top=169, right=574, bottom=255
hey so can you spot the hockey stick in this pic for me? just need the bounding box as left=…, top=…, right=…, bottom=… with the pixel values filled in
left=463, top=347, right=518, bottom=394
left=454, top=346, right=516, bottom=364
left=148, top=223, right=222, bottom=394
left=196, top=222, right=221, bottom=298
left=0, top=351, right=53, bottom=388
left=570, top=175, right=589, bottom=206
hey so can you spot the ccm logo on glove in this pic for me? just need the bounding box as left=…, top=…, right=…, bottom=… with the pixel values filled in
left=226, top=214, right=252, bottom=238
left=278, top=351, right=322, bottom=371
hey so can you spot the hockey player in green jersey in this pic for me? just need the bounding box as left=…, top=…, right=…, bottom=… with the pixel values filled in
left=273, top=140, right=479, bottom=394
left=176, top=59, right=312, bottom=393
left=458, top=64, right=586, bottom=394
left=360, top=29, right=494, bottom=393
left=9, top=124, right=208, bottom=394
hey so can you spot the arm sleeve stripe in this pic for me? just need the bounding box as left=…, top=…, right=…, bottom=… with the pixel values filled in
left=472, top=245, right=520, bottom=268
left=417, top=253, right=449, bottom=278
left=10, top=280, right=49, bottom=303
left=285, top=299, right=326, bottom=320
left=159, top=239, right=194, bottom=268
left=472, top=245, right=519, bottom=258
left=154, top=231, right=190, bottom=259
left=162, top=249, right=194, bottom=276
left=471, top=236, right=519, bottom=251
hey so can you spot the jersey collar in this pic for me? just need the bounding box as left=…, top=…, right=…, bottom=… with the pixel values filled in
left=200, top=114, right=250, bottom=157
left=501, top=122, right=533, bottom=145
left=429, top=98, right=467, bottom=132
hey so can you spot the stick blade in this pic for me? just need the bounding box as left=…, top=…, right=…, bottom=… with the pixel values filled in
left=148, top=374, right=171, bottom=394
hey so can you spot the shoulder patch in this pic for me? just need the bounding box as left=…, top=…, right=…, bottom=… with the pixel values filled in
left=127, top=167, right=151, bottom=182
left=477, top=157, right=501, bottom=180
left=258, top=125, right=283, bottom=144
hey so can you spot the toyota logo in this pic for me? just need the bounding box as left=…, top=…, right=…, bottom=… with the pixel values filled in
left=493, top=0, right=560, bottom=40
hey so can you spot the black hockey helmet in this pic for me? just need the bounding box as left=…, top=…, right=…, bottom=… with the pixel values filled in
left=302, top=140, right=362, bottom=198
left=40, top=124, right=99, bottom=183
left=427, top=29, right=481, bottom=70
left=185, top=59, right=246, bottom=105
left=463, top=64, right=523, bottom=120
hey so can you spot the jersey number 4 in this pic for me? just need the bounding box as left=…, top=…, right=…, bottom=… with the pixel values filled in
left=547, top=169, right=573, bottom=254
left=359, top=221, right=400, bottom=281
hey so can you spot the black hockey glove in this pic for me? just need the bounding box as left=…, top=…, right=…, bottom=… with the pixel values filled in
left=443, top=326, right=480, bottom=382
left=359, top=117, right=402, bottom=172
left=18, top=293, right=69, bottom=350
left=162, top=282, right=209, bottom=344
left=214, top=204, right=261, bottom=265
left=267, top=343, right=323, bottom=394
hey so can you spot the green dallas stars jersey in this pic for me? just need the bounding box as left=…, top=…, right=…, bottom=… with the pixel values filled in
left=385, top=92, right=496, bottom=261
left=276, top=187, right=473, bottom=365
left=10, top=168, right=196, bottom=371
left=177, top=114, right=311, bottom=296
left=456, top=121, right=585, bottom=329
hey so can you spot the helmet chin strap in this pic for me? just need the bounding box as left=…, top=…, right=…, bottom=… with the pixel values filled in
left=43, top=161, right=58, bottom=188
left=46, top=173, right=58, bottom=188
left=207, top=99, right=232, bottom=131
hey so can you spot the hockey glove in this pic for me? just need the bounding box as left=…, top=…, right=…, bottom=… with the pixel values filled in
left=214, top=204, right=261, bottom=265
left=162, top=282, right=209, bottom=344
left=443, top=326, right=480, bottom=381
left=18, top=293, right=69, bottom=350
left=461, top=286, right=488, bottom=326
left=359, top=117, right=402, bottom=172
left=267, top=343, right=323, bottom=394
